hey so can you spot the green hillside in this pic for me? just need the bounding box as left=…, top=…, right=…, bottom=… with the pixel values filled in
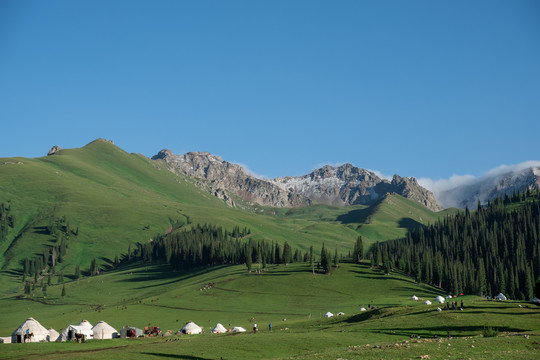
left=0, top=139, right=449, bottom=293
left=0, top=262, right=538, bottom=359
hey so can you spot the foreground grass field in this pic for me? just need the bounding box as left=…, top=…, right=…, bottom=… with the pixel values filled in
left=1, top=263, right=539, bottom=359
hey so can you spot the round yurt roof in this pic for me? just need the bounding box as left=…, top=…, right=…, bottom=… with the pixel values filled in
left=411, top=295, right=418, bottom=300
left=78, top=320, right=93, bottom=329
left=47, top=328, right=60, bottom=342
left=92, top=321, right=118, bottom=333
left=496, top=293, right=507, bottom=300
left=435, top=296, right=445, bottom=303
left=180, top=321, right=202, bottom=334
left=12, top=317, right=49, bottom=337
left=424, top=300, right=432, bottom=305
left=360, top=307, right=367, bottom=311
left=211, top=323, right=227, bottom=333
left=230, top=326, right=246, bottom=332
left=324, top=312, right=334, bottom=318
left=212, top=323, right=227, bottom=334
left=530, top=297, right=540, bottom=304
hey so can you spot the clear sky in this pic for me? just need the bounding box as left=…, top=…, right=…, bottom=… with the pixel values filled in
left=1, top=0, right=539, bottom=182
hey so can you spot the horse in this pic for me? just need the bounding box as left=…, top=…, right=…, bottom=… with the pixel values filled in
left=74, top=333, right=85, bottom=343
left=23, top=332, right=33, bottom=343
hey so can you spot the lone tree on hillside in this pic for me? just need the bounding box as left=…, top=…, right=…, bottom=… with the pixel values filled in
left=353, top=236, right=363, bottom=263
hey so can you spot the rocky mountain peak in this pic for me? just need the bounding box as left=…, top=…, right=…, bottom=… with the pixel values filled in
left=151, top=150, right=443, bottom=211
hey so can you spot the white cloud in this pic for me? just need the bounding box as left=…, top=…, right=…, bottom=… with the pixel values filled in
left=419, top=160, right=540, bottom=208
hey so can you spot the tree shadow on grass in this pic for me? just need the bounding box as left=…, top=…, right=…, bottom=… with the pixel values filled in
left=371, top=325, right=528, bottom=338
left=140, top=353, right=215, bottom=360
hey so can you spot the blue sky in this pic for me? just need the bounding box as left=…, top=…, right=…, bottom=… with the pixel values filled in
left=1, top=0, right=539, bottom=183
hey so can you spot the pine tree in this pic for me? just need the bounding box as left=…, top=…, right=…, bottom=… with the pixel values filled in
left=310, top=246, right=314, bottom=274
left=321, top=243, right=330, bottom=273
left=353, top=236, right=363, bottom=263
left=245, top=245, right=253, bottom=271
left=333, top=248, right=339, bottom=267
left=75, top=264, right=80, bottom=279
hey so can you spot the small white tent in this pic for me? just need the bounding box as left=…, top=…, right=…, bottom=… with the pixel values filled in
left=337, top=312, right=345, bottom=316
left=411, top=295, right=418, bottom=301
left=424, top=300, right=432, bottom=305
left=92, top=321, right=118, bottom=339
left=446, top=295, right=452, bottom=299
left=530, top=297, right=540, bottom=304
left=47, top=328, right=60, bottom=342
left=180, top=322, right=202, bottom=335
left=495, top=293, right=507, bottom=301
left=230, top=326, right=246, bottom=332
left=435, top=296, right=445, bottom=304
left=211, top=323, right=227, bottom=334
left=360, top=307, right=367, bottom=311
left=324, top=312, right=334, bottom=318
left=12, top=317, right=49, bottom=343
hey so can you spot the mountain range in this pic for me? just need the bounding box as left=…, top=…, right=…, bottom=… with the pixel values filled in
left=152, top=149, right=443, bottom=211
left=152, top=149, right=540, bottom=211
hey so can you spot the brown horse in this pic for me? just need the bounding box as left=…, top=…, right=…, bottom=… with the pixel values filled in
left=23, top=332, right=33, bottom=343
left=74, top=333, right=85, bottom=343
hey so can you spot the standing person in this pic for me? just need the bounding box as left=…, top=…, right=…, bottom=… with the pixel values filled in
left=268, top=323, right=272, bottom=331
left=460, top=300, right=464, bottom=309
left=253, top=323, right=258, bottom=333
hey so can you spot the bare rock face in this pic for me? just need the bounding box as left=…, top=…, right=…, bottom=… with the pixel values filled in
left=272, top=164, right=443, bottom=211
left=47, top=145, right=61, bottom=156
left=152, top=150, right=311, bottom=208
left=152, top=150, right=443, bottom=211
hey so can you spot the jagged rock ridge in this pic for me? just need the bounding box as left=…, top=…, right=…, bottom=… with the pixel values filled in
left=271, top=164, right=442, bottom=211
left=152, top=150, right=310, bottom=208
left=152, top=150, right=443, bottom=211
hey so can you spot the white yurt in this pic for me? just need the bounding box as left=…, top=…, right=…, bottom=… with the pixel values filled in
left=436, top=307, right=442, bottom=312
left=411, top=295, right=418, bottom=301
left=47, top=328, right=60, bottom=342
left=424, top=300, right=432, bottom=305
left=530, top=297, right=540, bottom=304
left=323, top=312, right=334, bottom=318
left=120, top=326, right=144, bottom=338
left=0, top=336, right=12, bottom=344
left=58, top=323, right=94, bottom=342
left=211, top=323, right=228, bottom=334
left=337, top=312, right=345, bottom=316
left=435, top=296, right=445, bottom=304
left=230, top=326, right=246, bottom=332
left=92, top=321, right=119, bottom=339
left=180, top=322, right=202, bottom=335
left=12, top=317, right=50, bottom=343
left=78, top=320, right=93, bottom=330
left=360, top=307, right=367, bottom=311
left=495, top=293, right=507, bottom=301
left=446, top=295, right=452, bottom=299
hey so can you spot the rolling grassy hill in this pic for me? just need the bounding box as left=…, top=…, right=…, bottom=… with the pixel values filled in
left=0, top=139, right=452, bottom=293
left=0, top=262, right=538, bottom=359
left=0, top=142, right=536, bottom=359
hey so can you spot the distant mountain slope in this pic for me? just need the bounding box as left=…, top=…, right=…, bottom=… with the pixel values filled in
left=437, top=165, right=540, bottom=208
left=153, top=150, right=443, bottom=211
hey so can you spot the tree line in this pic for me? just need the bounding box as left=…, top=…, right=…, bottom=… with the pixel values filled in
left=123, top=223, right=316, bottom=271
left=374, top=189, right=540, bottom=300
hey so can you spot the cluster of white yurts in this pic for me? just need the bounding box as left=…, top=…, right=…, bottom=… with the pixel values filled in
left=1, top=318, right=248, bottom=344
